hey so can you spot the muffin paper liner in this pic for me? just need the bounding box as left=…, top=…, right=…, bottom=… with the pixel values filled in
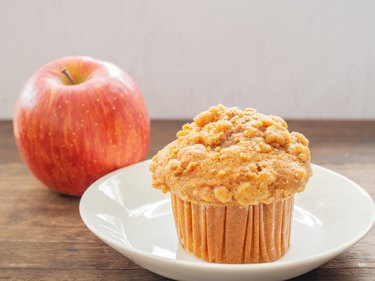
left=171, top=194, right=294, bottom=264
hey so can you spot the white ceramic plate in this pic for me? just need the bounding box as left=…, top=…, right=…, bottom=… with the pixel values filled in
left=80, top=160, right=375, bottom=281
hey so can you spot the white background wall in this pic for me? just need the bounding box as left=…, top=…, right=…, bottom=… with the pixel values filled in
left=1, top=0, right=375, bottom=120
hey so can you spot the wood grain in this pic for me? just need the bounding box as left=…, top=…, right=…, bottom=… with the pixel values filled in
left=0, top=120, right=374, bottom=281
left=0, top=269, right=165, bottom=281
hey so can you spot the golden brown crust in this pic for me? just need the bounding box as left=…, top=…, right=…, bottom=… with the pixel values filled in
left=150, top=105, right=312, bottom=206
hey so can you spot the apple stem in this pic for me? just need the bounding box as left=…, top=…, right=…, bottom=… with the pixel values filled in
left=61, top=67, right=75, bottom=85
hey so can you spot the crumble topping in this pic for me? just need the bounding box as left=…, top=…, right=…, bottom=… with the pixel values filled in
left=150, top=105, right=312, bottom=206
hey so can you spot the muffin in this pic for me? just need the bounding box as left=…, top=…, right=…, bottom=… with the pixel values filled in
left=149, top=105, right=312, bottom=264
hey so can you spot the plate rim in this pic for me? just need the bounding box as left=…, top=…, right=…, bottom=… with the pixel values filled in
left=79, top=160, right=375, bottom=271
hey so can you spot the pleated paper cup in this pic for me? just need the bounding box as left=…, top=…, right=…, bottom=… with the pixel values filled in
left=171, top=193, right=294, bottom=264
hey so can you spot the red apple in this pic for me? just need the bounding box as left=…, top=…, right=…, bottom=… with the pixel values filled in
left=14, top=56, right=150, bottom=196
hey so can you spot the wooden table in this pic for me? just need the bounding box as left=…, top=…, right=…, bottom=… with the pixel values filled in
left=0, top=120, right=374, bottom=280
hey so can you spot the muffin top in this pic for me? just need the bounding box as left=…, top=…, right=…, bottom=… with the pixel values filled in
left=150, top=105, right=312, bottom=206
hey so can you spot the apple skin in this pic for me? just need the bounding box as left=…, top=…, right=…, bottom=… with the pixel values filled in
left=14, top=56, right=150, bottom=196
